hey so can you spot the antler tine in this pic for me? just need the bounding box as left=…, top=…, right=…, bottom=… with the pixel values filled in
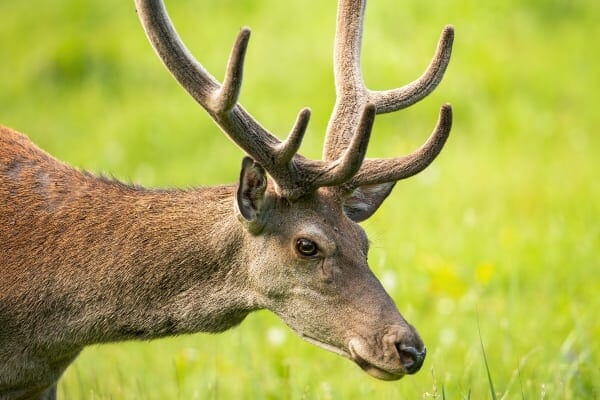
left=312, top=103, right=375, bottom=188
left=369, top=25, right=454, bottom=114
left=323, top=0, right=453, bottom=192
left=136, top=0, right=321, bottom=198
left=345, top=104, right=452, bottom=189
left=273, top=104, right=374, bottom=200
left=211, top=28, right=251, bottom=114
left=136, top=0, right=450, bottom=201
left=274, top=108, right=312, bottom=167
left=135, top=0, right=279, bottom=157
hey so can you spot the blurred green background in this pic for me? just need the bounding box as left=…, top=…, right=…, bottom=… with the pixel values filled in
left=1, top=0, right=598, bottom=398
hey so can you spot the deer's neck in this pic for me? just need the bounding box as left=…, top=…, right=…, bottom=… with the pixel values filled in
left=85, top=183, right=257, bottom=341
left=3, top=164, right=256, bottom=347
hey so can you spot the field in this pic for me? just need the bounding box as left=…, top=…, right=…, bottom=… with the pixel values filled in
left=1, top=0, right=598, bottom=398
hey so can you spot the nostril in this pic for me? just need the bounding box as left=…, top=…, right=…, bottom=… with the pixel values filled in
left=396, top=344, right=426, bottom=374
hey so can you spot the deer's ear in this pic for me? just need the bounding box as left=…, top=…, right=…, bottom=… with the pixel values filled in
left=343, top=183, right=396, bottom=222
left=236, top=157, right=268, bottom=224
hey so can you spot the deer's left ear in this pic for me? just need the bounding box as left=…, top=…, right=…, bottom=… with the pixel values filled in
left=235, top=157, right=268, bottom=227
left=343, top=182, right=396, bottom=222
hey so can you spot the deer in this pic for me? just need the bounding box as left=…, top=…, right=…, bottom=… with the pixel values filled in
left=0, top=0, right=453, bottom=398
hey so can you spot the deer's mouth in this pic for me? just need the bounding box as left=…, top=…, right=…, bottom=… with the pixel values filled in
left=300, top=334, right=352, bottom=359
left=300, top=334, right=405, bottom=381
left=348, top=341, right=405, bottom=381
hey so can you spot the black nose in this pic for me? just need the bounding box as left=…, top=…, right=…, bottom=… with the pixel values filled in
left=397, top=344, right=426, bottom=374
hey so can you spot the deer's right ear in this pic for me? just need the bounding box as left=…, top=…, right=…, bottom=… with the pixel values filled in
left=343, top=182, right=396, bottom=222
left=235, top=157, right=268, bottom=229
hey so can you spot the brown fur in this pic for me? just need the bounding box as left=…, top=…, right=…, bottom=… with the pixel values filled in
left=1, top=127, right=256, bottom=398
left=0, top=126, right=423, bottom=398
left=1, top=0, right=454, bottom=397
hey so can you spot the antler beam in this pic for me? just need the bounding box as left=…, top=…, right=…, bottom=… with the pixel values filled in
left=324, top=0, right=454, bottom=189
left=135, top=0, right=453, bottom=200
left=345, top=104, right=452, bottom=190
left=135, top=0, right=380, bottom=199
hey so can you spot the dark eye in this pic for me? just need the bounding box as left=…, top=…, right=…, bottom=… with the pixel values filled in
left=296, top=238, right=319, bottom=257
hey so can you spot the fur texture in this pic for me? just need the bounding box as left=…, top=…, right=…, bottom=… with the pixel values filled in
left=1, top=126, right=425, bottom=398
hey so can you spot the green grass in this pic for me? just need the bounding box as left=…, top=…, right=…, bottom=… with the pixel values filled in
left=1, top=0, right=599, bottom=398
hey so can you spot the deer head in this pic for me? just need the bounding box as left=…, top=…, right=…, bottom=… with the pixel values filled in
left=134, top=0, right=453, bottom=380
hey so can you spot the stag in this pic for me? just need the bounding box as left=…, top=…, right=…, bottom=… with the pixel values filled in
left=0, top=0, right=453, bottom=398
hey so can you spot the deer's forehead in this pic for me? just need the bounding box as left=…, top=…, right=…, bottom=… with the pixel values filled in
left=277, top=194, right=344, bottom=224
left=271, top=196, right=369, bottom=247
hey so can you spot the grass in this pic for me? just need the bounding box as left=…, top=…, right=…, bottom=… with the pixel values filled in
left=1, top=0, right=599, bottom=398
left=478, top=318, right=497, bottom=400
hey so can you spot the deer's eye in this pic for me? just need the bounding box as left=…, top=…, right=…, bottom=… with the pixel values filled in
left=296, top=238, right=319, bottom=257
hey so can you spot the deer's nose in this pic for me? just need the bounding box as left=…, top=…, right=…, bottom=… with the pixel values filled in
left=396, top=343, right=426, bottom=374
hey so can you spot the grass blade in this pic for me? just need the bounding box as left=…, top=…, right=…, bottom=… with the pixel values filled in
left=478, top=320, right=497, bottom=400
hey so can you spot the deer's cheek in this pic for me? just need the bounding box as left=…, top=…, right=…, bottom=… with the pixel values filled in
left=318, top=259, right=346, bottom=293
